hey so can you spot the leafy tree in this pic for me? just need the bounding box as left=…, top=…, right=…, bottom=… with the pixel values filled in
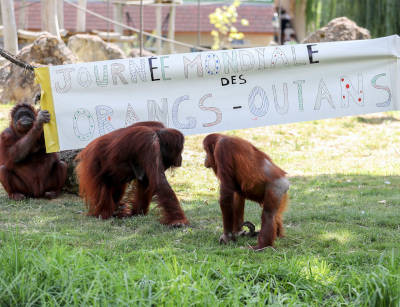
left=304, top=0, right=400, bottom=37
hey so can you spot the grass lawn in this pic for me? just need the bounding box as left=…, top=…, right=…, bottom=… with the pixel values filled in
left=0, top=104, right=399, bottom=306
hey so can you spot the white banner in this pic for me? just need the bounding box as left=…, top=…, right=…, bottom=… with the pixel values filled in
left=36, top=35, right=400, bottom=152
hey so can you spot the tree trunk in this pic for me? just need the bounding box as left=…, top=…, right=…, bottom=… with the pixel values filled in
left=168, top=5, right=176, bottom=53
left=58, top=0, right=64, bottom=30
left=76, top=0, right=87, bottom=32
left=1, top=0, right=18, bottom=54
left=293, top=0, right=307, bottom=41
left=113, top=3, right=124, bottom=34
left=41, top=0, right=60, bottom=39
left=18, top=0, right=26, bottom=30
left=155, top=5, right=162, bottom=54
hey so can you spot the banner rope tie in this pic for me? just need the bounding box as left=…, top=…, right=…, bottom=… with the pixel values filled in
left=0, top=47, right=41, bottom=104
left=0, top=47, right=36, bottom=72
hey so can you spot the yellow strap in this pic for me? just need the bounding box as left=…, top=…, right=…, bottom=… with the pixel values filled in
left=34, top=67, right=60, bottom=153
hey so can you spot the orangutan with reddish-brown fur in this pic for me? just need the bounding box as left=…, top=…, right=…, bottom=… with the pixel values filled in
left=0, top=104, right=67, bottom=200
left=76, top=122, right=188, bottom=227
left=203, top=133, right=289, bottom=250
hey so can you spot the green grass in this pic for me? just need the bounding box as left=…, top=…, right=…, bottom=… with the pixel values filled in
left=0, top=107, right=399, bottom=306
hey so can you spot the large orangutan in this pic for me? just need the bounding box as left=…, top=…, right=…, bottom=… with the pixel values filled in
left=76, top=122, right=189, bottom=226
left=203, top=133, right=289, bottom=250
left=0, top=103, right=67, bottom=200
left=120, top=121, right=168, bottom=214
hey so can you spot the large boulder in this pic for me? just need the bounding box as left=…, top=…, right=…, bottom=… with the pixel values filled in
left=128, top=48, right=155, bottom=58
left=0, top=33, right=77, bottom=104
left=302, top=17, right=371, bottom=43
left=68, top=34, right=126, bottom=62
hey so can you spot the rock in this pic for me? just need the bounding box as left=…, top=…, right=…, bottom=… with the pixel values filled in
left=68, top=34, right=126, bottom=62
left=128, top=48, right=155, bottom=58
left=302, top=17, right=371, bottom=43
left=59, top=149, right=81, bottom=194
left=0, top=32, right=77, bottom=104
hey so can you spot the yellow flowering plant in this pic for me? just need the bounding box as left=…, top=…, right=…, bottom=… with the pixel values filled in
left=209, top=0, right=249, bottom=50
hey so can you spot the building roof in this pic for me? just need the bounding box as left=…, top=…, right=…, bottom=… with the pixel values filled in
left=18, top=2, right=275, bottom=34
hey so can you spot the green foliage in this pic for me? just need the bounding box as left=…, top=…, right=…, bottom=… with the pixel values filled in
left=0, top=106, right=399, bottom=305
left=303, top=0, right=400, bottom=37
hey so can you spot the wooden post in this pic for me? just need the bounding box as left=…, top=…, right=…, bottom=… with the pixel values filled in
left=139, top=0, right=143, bottom=56
left=18, top=0, right=26, bottom=30
left=41, top=0, right=60, bottom=39
left=1, top=0, right=18, bottom=54
left=41, top=0, right=47, bottom=31
left=293, top=0, right=306, bottom=41
left=155, top=5, right=162, bottom=54
left=196, top=0, right=201, bottom=48
left=168, top=4, right=176, bottom=53
left=76, top=0, right=87, bottom=32
left=113, top=3, right=124, bottom=34
left=58, top=0, right=64, bottom=30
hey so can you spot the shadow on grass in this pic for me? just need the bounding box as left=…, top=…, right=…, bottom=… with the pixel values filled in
left=0, top=173, right=399, bottom=253
left=356, top=115, right=400, bottom=124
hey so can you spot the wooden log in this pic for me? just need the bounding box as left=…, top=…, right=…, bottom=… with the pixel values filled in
left=0, top=27, right=67, bottom=41
left=17, top=29, right=67, bottom=40
left=93, top=30, right=137, bottom=43
left=92, top=30, right=121, bottom=39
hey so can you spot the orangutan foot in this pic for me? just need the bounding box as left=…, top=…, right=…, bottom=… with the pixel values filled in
left=44, top=191, right=58, bottom=199
left=10, top=193, right=26, bottom=201
left=113, top=202, right=132, bottom=218
left=219, top=232, right=236, bottom=244
left=166, top=218, right=189, bottom=228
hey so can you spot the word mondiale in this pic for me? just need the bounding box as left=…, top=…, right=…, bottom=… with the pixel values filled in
left=53, top=44, right=320, bottom=93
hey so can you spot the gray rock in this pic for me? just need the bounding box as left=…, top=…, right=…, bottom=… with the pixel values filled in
left=302, top=17, right=371, bottom=43
left=128, top=48, right=155, bottom=58
left=68, top=34, right=126, bottom=62
left=0, top=32, right=77, bottom=104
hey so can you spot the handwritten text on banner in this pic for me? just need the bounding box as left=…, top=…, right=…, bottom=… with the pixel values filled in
left=36, top=35, right=400, bottom=152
